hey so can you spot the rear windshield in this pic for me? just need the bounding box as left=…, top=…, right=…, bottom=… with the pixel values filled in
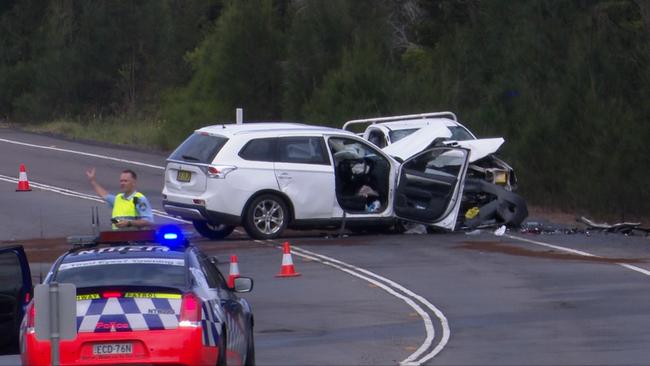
left=169, top=133, right=229, bottom=164
left=54, top=259, right=187, bottom=289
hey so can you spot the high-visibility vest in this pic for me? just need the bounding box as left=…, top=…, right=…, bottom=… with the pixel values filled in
left=112, top=192, right=145, bottom=229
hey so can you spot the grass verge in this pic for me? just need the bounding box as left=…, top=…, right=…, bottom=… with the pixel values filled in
left=22, top=116, right=167, bottom=150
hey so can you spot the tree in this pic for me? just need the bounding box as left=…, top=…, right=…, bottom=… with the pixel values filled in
left=161, top=0, right=285, bottom=147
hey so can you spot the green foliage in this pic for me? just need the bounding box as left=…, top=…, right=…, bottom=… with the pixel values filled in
left=160, top=0, right=284, bottom=148
left=1, top=0, right=649, bottom=217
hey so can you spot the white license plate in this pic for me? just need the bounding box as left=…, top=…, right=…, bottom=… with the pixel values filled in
left=92, top=343, right=133, bottom=355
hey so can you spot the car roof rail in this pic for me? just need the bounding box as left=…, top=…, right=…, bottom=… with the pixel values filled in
left=342, top=111, right=458, bottom=132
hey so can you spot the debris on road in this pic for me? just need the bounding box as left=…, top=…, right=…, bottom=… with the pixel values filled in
left=494, top=225, right=506, bottom=236
left=404, top=223, right=427, bottom=235
left=579, top=216, right=650, bottom=236
left=465, top=229, right=483, bottom=236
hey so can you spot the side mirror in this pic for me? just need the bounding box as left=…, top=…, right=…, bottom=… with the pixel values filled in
left=233, top=277, right=254, bottom=293
left=209, top=255, right=219, bottom=265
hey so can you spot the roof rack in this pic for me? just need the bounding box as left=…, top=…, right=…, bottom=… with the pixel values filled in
left=342, top=111, right=458, bottom=132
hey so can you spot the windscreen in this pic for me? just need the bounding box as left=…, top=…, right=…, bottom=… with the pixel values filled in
left=389, top=128, right=418, bottom=143
left=55, top=259, right=187, bottom=289
left=448, top=126, right=474, bottom=141
left=390, top=126, right=475, bottom=143
left=169, top=133, right=228, bottom=164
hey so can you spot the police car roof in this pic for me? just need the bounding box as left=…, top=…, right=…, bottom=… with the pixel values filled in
left=62, top=245, right=186, bottom=263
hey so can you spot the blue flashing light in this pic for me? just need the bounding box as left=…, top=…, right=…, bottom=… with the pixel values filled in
left=156, top=225, right=186, bottom=248
left=163, top=232, right=179, bottom=240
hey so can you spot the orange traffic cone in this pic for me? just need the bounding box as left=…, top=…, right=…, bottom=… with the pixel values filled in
left=228, top=255, right=241, bottom=288
left=276, top=242, right=301, bottom=278
left=16, top=164, right=32, bottom=192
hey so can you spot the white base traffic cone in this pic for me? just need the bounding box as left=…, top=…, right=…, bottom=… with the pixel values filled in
left=228, top=255, right=241, bottom=288
left=276, top=242, right=301, bottom=278
left=16, top=164, right=32, bottom=192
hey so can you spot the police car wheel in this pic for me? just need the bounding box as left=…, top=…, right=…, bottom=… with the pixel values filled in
left=243, top=194, right=289, bottom=240
left=192, top=221, right=236, bottom=240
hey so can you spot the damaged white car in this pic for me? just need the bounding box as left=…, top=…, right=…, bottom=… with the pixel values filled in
left=343, top=112, right=528, bottom=229
left=163, top=123, right=476, bottom=239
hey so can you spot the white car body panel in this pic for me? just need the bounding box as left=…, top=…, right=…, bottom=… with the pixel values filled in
left=381, top=125, right=505, bottom=163
left=381, top=125, right=452, bottom=161
left=274, top=162, right=335, bottom=219
left=453, top=138, right=504, bottom=162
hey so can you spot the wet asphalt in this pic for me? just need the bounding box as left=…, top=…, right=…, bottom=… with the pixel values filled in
left=2, top=128, right=650, bottom=365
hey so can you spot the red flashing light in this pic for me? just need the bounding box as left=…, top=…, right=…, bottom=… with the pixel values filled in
left=25, top=292, right=30, bottom=303
left=102, top=291, right=122, bottom=298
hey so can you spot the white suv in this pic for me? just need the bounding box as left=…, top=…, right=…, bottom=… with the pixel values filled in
left=162, top=123, right=471, bottom=239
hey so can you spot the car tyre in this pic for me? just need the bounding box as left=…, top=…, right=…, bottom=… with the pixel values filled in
left=217, top=329, right=227, bottom=366
left=193, top=221, right=236, bottom=240
left=243, top=194, right=289, bottom=240
left=245, top=328, right=255, bottom=366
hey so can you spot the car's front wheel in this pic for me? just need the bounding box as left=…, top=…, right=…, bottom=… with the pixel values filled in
left=192, top=220, right=235, bottom=240
left=243, top=194, right=289, bottom=240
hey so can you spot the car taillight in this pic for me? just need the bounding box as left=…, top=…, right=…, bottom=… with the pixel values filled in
left=207, top=165, right=237, bottom=179
left=26, top=302, right=35, bottom=329
left=179, top=293, right=201, bottom=327
left=102, top=291, right=122, bottom=298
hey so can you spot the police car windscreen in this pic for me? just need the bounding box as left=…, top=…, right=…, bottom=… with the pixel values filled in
left=54, top=258, right=186, bottom=289
left=169, top=133, right=228, bottom=164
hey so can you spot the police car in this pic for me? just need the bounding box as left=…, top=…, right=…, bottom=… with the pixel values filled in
left=18, top=228, right=255, bottom=366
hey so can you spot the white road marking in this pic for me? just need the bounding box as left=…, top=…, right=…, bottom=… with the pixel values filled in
left=292, top=246, right=449, bottom=365
left=507, top=234, right=650, bottom=277
left=256, top=239, right=448, bottom=365
left=0, top=174, right=188, bottom=223
left=0, top=137, right=165, bottom=170
left=2, top=136, right=450, bottom=364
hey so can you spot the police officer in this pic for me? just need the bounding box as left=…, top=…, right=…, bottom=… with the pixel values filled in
left=86, top=168, right=154, bottom=229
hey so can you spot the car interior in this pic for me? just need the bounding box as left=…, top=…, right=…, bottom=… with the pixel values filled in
left=329, top=138, right=391, bottom=214
left=393, top=149, right=466, bottom=222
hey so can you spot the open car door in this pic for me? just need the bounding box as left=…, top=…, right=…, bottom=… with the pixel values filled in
left=0, top=245, right=32, bottom=353
left=393, top=147, right=470, bottom=230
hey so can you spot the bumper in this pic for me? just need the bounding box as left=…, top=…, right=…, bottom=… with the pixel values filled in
left=22, top=328, right=218, bottom=366
left=163, top=200, right=241, bottom=226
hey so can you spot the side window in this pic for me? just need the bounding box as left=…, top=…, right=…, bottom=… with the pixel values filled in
left=239, top=138, right=277, bottom=162
left=0, top=251, right=22, bottom=293
left=404, top=148, right=466, bottom=178
left=368, top=130, right=387, bottom=148
left=328, top=137, right=384, bottom=161
left=277, top=137, right=330, bottom=165
left=198, top=255, right=228, bottom=289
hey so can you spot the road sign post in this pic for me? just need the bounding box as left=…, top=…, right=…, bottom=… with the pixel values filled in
left=34, top=282, right=77, bottom=366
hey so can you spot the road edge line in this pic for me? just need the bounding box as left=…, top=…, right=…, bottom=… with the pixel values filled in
left=506, top=234, right=650, bottom=277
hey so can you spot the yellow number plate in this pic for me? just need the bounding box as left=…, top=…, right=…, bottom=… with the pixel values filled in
left=177, top=170, right=191, bottom=182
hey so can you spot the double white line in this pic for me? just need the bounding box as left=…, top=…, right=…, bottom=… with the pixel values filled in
left=256, top=239, right=449, bottom=365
